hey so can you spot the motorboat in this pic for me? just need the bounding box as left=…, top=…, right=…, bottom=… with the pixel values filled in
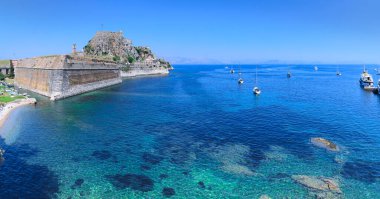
left=359, top=67, right=375, bottom=90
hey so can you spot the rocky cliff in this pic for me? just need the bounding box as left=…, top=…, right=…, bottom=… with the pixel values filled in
left=84, top=31, right=172, bottom=76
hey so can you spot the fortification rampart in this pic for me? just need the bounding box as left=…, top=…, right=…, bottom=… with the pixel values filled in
left=14, top=55, right=122, bottom=100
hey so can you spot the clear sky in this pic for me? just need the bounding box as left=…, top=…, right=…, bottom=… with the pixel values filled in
left=1, top=0, right=379, bottom=64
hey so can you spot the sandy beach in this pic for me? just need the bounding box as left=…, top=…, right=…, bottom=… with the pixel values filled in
left=0, top=98, right=37, bottom=128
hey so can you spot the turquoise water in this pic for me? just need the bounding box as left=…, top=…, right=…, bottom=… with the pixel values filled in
left=0, top=65, right=380, bottom=198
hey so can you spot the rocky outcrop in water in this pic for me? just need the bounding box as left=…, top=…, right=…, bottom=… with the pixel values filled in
left=311, top=138, right=339, bottom=151
left=0, top=148, right=4, bottom=165
left=292, top=175, right=341, bottom=193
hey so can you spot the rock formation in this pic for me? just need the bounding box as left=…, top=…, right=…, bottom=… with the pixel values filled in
left=0, top=148, right=4, bottom=165
left=84, top=31, right=172, bottom=74
left=292, top=175, right=342, bottom=198
left=311, top=137, right=339, bottom=151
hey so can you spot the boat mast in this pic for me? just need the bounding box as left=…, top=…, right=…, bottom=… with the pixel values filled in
left=255, top=66, right=258, bottom=86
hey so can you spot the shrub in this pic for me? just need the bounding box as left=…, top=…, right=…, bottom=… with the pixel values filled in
left=127, top=56, right=135, bottom=64
left=113, top=55, right=121, bottom=62
left=0, top=73, right=5, bottom=81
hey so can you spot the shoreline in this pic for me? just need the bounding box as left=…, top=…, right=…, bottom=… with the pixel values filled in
left=0, top=98, right=37, bottom=129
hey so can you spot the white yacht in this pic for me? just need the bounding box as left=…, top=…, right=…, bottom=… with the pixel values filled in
left=359, top=67, right=374, bottom=90
left=230, top=68, right=235, bottom=74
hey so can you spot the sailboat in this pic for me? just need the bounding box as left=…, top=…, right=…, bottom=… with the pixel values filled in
left=336, top=65, right=342, bottom=76
left=287, top=66, right=292, bottom=78
left=253, top=67, right=261, bottom=95
left=238, top=67, right=244, bottom=84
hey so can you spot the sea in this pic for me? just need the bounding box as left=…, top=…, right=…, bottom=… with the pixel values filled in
left=0, top=65, right=379, bottom=198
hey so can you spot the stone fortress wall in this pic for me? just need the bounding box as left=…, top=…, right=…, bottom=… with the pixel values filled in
left=14, top=55, right=122, bottom=100
left=13, top=31, right=172, bottom=100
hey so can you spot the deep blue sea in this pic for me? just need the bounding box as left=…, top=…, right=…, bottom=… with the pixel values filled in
left=0, top=65, right=380, bottom=198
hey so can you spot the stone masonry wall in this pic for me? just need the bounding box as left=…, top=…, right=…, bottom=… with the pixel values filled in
left=14, top=55, right=122, bottom=100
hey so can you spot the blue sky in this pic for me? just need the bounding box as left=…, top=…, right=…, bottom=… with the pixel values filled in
left=1, top=0, right=379, bottom=64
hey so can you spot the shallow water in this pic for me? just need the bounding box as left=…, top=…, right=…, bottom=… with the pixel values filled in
left=0, top=65, right=380, bottom=198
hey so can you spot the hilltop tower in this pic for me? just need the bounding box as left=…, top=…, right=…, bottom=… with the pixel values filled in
left=72, top=43, right=77, bottom=55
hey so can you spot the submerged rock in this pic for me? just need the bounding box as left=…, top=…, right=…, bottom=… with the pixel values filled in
left=341, top=161, right=380, bottom=183
left=291, top=175, right=341, bottom=194
left=221, top=164, right=255, bottom=176
left=105, top=173, right=154, bottom=192
left=198, top=181, right=206, bottom=189
left=207, top=144, right=255, bottom=176
left=162, top=187, right=176, bottom=197
left=142, top=152, right=163, bottom=165
left=311, top=138, right=339, bottom=151
left=140, top=165, right=151, bottom=171
left=92, top=150, right=112, bottom=160
left=159, top=174, right=169, bottom=179
left=70, top=179, right=84, bottom=189
left=259, top=195, right=272, bottom=199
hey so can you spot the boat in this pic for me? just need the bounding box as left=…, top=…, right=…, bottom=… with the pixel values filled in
left=225, top=66, right=229, bottom=69
left=287, top=67, right=292, bottom=78
left=377, top=80, right=380, bottom=94
left=238, top=67, right=244, bottom=84
left=230, top=68, right=235, bottom=74
left=336, top=65, right=342, bottom=76
left=314, top=66, right=318, bottom=71
left=253, top=67, right=261, bottom=95
left=359, top=66, right=375, bottom=90
left=253, top=87, right=261, bottom=95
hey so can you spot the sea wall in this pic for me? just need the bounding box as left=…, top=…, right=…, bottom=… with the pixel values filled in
left=14, top=55, right=122, bottom=100
left=121, top=67, right=169, bottom=77
left=120, top=62, right=169, bottom=77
